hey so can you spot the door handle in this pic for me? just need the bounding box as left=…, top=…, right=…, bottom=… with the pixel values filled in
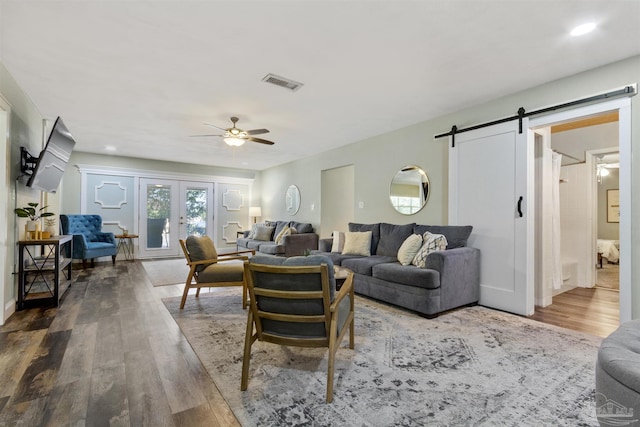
left=517, top=196, right=523, bottom=218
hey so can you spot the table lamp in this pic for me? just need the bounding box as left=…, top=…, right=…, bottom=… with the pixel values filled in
left=249, top=206, right=262, bottom=224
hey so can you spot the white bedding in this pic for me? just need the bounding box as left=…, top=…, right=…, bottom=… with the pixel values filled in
left=597, top=239, right=620, bottom=263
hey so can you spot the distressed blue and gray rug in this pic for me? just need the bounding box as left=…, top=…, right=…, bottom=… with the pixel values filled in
left=163, top=289, right=602, bottom=426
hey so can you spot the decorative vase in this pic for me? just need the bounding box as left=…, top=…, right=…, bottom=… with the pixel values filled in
left=45, top=225, right=57, bottom=236
left=25, top=220, right=41, bottom=240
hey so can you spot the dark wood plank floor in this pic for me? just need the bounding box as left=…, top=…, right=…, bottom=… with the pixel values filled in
left=0, top=261, right=239, bottom=427
left=528, top=286, right=620, bottom=338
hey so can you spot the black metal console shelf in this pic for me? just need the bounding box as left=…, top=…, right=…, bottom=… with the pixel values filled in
left=17, top=235, right=73, bottom=310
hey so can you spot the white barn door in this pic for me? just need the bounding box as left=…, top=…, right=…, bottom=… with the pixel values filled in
left=449, top=121, right=534, bottom=316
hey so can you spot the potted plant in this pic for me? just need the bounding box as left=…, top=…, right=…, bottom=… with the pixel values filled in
left=15, top=202, right=55, bottom=237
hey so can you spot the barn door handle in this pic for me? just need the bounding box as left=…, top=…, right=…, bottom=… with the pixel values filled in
left=517, top=196, right=523, bottom=217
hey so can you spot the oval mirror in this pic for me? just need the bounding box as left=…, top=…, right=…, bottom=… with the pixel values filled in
left=389, top=165, right=430, bottom=215
left=285, top=184, right=301, bottom=215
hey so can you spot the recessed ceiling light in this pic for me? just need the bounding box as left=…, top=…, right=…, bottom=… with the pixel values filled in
left=570, top=22, right=596, bottom=37
left=105, top=145, right=116, bottom=152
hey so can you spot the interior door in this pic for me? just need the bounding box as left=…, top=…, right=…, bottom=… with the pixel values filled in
left=449, top=121, right=533, bottom=316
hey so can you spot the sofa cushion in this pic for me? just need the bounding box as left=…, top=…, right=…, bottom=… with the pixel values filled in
left=397, top=233, right=423, bottom=266
left=342, top=231, right=372, bottom=256
left=289, top=221, right=314, bottom=234
left=377, top=223, right=416, bottom=257
left=372, top=262, right=441, bottom=290
left=342, top=255, right=397, bottom=276
left=257, top=243, right=286, bottom=255
left=246, top=240, right=269, bottom=250
left=413, top=224, right=472, bottom=249
left=349, top=223, right=381, bottom=255
left=254, top=225, right=275, bottom=241
left=412, top=232, right=448, bottom=268
left=310, top=251, right=363, bottom=266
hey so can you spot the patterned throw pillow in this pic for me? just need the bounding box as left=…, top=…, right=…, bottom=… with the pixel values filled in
left=342, top=231, right=372, bottom=256
left=397, top=234, right=423, bottom=266
left=412, top=232, right=448, bottom=268
left=331, top=231, right=345, bottom=253
left=275, top=226, right=295, bottom=244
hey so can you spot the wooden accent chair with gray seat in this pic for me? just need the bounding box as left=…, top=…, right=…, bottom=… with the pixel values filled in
left=241, top=255, right=355, bottom=403
left=179, top=235, right=254, bottom=309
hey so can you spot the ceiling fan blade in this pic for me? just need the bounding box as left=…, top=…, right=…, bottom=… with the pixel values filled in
left=246, top=128, right=270, bottom=135
left=203, top=122, right=228, bottom=131
left=190, top=134, right=223, bottom=137
left=247, top=136, right=275, bottom=145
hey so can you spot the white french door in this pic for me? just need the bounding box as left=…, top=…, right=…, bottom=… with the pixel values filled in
left=138, top=179, right=214, bottom=258
left=449, top=120, right=534, bottom=316
left=178, top=181, right=214, bottom=242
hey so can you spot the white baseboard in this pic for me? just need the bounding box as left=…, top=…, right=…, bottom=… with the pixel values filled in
left=535, top=296, right=553, bottom=308
left=3, top=298, right=16, bottom=325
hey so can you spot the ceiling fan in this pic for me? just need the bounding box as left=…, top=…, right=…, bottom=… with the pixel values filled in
left=191, top=116, right=275, bottom=146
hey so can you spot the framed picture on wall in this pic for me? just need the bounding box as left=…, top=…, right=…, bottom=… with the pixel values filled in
left=607, top=189, right=620, bottom=223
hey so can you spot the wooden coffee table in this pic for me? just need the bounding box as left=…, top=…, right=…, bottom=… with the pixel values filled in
left=334, top=265, right=352, bottom=290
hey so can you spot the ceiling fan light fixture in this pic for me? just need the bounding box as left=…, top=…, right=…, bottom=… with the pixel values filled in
left=224, top=136, right=246, bottom=147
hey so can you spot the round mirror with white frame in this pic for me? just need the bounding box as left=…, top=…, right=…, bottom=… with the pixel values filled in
left=389, top=165, right=430, bottom=215
left=285, top=184, right=301, bottom=215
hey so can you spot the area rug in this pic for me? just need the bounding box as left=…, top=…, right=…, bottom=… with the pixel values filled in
left=163, top=289, right=602, bottom=426
left=141, top=258, right=189, bottom=286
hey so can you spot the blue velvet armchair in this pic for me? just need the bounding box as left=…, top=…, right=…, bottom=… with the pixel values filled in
left=60, top=214, right=117, bottom=268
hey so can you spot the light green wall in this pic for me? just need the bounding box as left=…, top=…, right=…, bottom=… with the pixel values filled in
left=0, top=61, right=45, bottom=322
left=260, top=55, right=640, bottom=317
left=598, top=169, right=620, bottom=241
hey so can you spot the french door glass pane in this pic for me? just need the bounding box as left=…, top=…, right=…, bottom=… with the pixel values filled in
left=146, top=184, right=171, bottom=248
left=185, top=188, right=208, bottom=236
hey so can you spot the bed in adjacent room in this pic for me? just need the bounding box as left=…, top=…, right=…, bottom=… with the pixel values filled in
left=597, top=239, right=620, bottom=264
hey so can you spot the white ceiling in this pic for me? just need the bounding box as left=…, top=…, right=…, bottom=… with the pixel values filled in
left=1, top=1, right=639, bottom=171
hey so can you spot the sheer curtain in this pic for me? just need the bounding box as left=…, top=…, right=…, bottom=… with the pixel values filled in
left=551, top=151, right=563, bottom=290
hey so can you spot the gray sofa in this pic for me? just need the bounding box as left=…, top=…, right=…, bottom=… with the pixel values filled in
left=595, top=319, right=640, bottom=425
left=313, top=222, right=480, bottom=317
left=237, top=220, right=319, bottom=257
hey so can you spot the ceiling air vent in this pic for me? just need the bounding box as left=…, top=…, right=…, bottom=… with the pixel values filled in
left=262, top=73, right=304, bottom=92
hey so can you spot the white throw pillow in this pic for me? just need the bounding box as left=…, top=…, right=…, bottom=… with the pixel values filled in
left=342, top=231, right=372, bottom=256
left=247, top=223, right=260, bottom=239
left=397, top=234, right=423, bottom=266
left=412, top=232, right=448, bottom=268
left=331, top=231, right=345, bottom=253
left=254, top=225, right=275, bottom=241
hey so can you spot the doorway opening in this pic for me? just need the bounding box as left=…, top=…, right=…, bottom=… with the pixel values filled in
left=530, top=107, right=625, bottom=336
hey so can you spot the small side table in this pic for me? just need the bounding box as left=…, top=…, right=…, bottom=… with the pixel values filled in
left=236, top=230, right=245, bottom=252
left=116, top=234, right=139, bottom=261
left=334, top=266, right=352, bottom=291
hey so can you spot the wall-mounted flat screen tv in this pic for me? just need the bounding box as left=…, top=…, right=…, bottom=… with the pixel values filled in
left=26, top=117, right=76, bottom=193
